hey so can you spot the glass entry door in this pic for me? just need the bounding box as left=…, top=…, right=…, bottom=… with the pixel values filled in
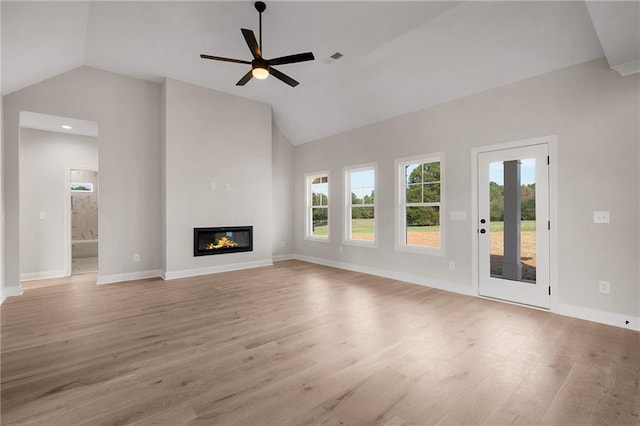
left=477, top=143, right=550, bottom=309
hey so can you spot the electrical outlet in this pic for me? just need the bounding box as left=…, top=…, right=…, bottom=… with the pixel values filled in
left=449, top=261, right=455, bottom=271
left=599, top=280, right=610, bottom=294
left=593, top=211, right=610, bottom=224
left=134, top=253, right=140, bottom=262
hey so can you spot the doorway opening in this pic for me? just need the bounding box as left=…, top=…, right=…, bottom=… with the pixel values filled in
left=70, top=169, right=99, bottom=274
left=18, top=111, right=99, bottom=282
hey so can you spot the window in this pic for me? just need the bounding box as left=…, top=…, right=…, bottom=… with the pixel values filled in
left=305, top=172, right=329, bottom=241
left=396, top=154, right=444, bottom=253
left=344, top=165, right=376, bottom=245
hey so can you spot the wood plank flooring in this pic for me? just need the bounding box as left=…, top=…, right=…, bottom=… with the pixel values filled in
left=2, top=260, right=639, bottom=425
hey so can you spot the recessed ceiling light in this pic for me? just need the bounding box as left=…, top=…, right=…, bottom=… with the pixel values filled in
left=61, top=125, right=72, bottom=130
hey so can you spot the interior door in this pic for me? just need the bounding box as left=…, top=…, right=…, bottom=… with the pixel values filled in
left=478, top=143, right=550, bottom=309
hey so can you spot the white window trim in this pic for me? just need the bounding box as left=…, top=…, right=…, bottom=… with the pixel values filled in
left=394, top=153, right=445, bottom=256
left=304, top=170, right=330, bottom=243
left=343, top=163, right=377, bottom=248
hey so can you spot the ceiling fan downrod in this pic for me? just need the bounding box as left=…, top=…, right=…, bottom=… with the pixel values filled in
left=255, top=1, right=266, bottom=52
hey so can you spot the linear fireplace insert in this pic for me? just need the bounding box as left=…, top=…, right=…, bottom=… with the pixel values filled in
left=194, top=226, right=253, bottom=256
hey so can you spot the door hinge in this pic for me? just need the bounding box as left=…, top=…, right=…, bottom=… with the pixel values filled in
left=548, top=221, right=550, bottom=230
left=547, top=155, right=550, bottom=165
left=548, top=286, right=551, bottom=296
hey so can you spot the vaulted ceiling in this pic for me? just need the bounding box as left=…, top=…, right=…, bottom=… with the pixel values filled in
left=3, top=1, right=639, bottom=145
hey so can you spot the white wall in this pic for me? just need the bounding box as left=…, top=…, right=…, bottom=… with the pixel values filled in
left=272, top=124, right=294, bottom=258
left=163, top=78, right=272, bottom=278
left=294, top=58, right=640, bottom=322
left=3, top=66, right=163, bottom=288
left=19, top=128, right=97, bottom=279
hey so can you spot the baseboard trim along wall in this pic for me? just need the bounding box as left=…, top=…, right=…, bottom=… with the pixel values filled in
left=293, top=254, right=475, bottom=297
left=273, top=254, right=294, bottom=262
left=557, top=302, right=640, bottom=332
left=20, top=269, right=66, bottom=281
left=97, top=269, right=164, bottom=285
left=1, top=286, right=24, bottom=304
left=163, top=259, right=273, bottom=281
left=293, top=255, right=640, bottom=332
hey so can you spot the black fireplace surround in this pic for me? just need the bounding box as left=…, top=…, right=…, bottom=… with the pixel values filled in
left=194, top=226, right=253, bottom=256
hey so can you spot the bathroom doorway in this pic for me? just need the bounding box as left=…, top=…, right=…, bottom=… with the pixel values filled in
left=70, top=169, right=99, bottom=274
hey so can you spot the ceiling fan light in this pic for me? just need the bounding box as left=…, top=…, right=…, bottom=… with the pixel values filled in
left=252, top=66, right=269, bottom=80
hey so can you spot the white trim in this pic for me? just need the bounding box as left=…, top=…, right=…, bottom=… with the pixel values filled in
left=611, top=60, right=640, bottom=77
left=394, top=153, right=445, bottom=256
left=471, top=135, right=558, bottom=310
left=97, top=269, right=163, bottom=285
left=558, top=303, right=640, bottom=332
left=304, top=170, right=330, bottom=242
left=293, top=254, right=473, bottom=297
left=1, top=286, right=24, bottom=304
left=290, top=256, right=635, bottom=331
left=21, top=269, right=66, bottom=281
left=273, top=254, right=294, bottom=262
left=343, top=163, right=377, bottom=247
left=163, top=259, right=273, bottom=281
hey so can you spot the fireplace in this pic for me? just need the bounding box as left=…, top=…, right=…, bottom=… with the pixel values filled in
left=194, top=226, right=253, bottom=256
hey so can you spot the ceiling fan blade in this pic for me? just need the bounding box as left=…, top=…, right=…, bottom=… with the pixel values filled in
left=200, top=54, right=251, bottom=65
left=236, top=70, right=253, bottom=86
left=267, top=52, right=315, bottom=66
left=269, top=67, right=299, bottom=87
left=241, top=28, right=262, bottom=59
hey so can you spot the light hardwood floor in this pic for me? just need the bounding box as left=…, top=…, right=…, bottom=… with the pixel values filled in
left=2, top=260, right=639, bottom=425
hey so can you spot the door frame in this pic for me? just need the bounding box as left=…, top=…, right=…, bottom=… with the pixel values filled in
left=65, top=165, right=99, bottom=277
left=471, top=135, right=558, bottom=311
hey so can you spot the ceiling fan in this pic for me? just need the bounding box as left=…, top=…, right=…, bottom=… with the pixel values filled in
left=200, top=1, right=315, bottom=87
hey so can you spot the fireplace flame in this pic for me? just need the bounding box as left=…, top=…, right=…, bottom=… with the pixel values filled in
left=206, top=236, right=239, bottom=250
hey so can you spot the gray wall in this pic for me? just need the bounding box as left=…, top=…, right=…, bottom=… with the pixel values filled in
left=3, top=66, right=163, bottom=288
left=294, top=58, right=640, bottom=319
left=272, top=124, right=295, bottom=258
left=163, top=78, right=272, bottom=276
left=19, top=129, right=98, bottom=278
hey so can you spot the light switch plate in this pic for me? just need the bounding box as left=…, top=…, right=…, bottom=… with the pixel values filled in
left=39, top=212, right=46, bottom=220
left=593, top=211, right=610, bottom=224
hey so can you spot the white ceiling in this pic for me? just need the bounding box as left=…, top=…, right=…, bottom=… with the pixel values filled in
left=20, top=111, right=99, bottom=138
left=2, top=1, right=638, bottom=145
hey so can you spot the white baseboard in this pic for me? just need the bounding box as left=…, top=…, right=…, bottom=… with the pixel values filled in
left=293, top=254, right=474, bottom=297
left=1, top=286, right=24, bottom=304
left=612, top=60, right=640, bottom=77
left=291, top=255, right=639, bottom=331
left=97, top=269, right=163, bottom=285
left=557, top=302, right=640, bottom=332
left=163, top=259, right=273, bottom=281
left=273, top=254, right=294, bottom=262
left=20, top=269, right=66, bottom=281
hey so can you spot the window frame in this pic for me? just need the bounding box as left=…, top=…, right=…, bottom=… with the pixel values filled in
left=395, top=153, right=445, bottom=256
left=343, top=163, right=377, bottom=247
left=305, top=170, right=330, bottom=242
